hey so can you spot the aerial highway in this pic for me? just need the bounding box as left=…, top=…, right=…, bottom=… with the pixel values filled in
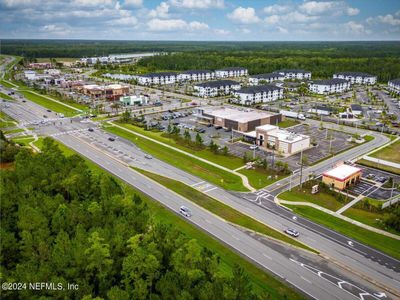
left=1, top=90, right=399, bottom=299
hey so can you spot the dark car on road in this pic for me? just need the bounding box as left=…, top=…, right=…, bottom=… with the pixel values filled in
left=108, top=137, right=115, bottom=141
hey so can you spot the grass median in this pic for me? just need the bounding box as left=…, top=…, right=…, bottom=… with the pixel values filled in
left=369, top=140, right=400, bottom=164
left=134, top=167, right=317, bottom=254
left=284, top=205, right=400, bottom=260
left=0, top=92, right=14, bottom=101
left=19, top=91, right=80, bottom=116
left=357, top=158, right=400, bottom=175
left=105, top=124, right=249, bottom=191
left=34, top=138, right=304, bottom=300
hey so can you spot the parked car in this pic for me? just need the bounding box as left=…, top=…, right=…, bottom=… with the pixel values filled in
left=179, top=206, right=192, bottom=217
left=108, top=137, right=115, bottom=141
left=22, top=100, right=26, bottom=103
left=88, top=128, right=94, bottom=132
left=284, top=228, right=299, bottom=237
left=47, top=109, right=51, bottom=112
left=214, top=126, right=222, bottom=130
left=249, top=145, right=259, bottom=150
left=144, top=154, right=153, bottom=159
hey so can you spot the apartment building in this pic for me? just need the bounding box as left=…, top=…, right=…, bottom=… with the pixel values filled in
left=333, top=72, right=377, bottom=85
left=248, top=73, right=285, bottom=85
left=235, top=85, right=284, bottom=105
left=193, top=80, right=241, bottom=97
left=215, top=67, right=248, bottom=78
left=309, top=78, right=351, bottom=94
left=275, top=69, right=312, bottom=80
left=178, top=70, right=215, bottom=82
left=388, top=79, right=400, bottom=94
left=136, top=72, right=178, bottom=85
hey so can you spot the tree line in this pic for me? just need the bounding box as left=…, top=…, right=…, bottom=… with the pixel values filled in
left=0, top=138, right=266, bottom=299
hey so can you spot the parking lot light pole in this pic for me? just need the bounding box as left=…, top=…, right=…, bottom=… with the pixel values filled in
left=299, top=149, right=304, bottom=188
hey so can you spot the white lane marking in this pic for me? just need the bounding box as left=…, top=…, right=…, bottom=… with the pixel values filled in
left=204, top=219, right=212, bottom=224
left=191, top=181, right=205, bottom=187
left=262, top=253, right=272, bottom=260
left=300, top=276, right=311, bottom=284
left=232, top=235, right=240, bottom=241
left=204, top=186, right=218, bottom=193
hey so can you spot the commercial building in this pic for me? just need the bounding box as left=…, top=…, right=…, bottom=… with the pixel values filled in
left=178, top=70, right=215, bottom=82
left=24, top=70, right=37, bottom=80
left=350, top=104, right=363, bottom=116
left=333, top=72, right=377, bottom=85
left=44, top=69, right=61, bottom=76
left=27, top=62, right=53, bottom=69
left=388, top=79, right=400, bottom=94
left=276, top=69, right=312, bottom=80
left=322, top=164, right=362, bottom=190
left=307, top=106, right=332, bottom=116
left=254, top=125, right=310, bottom=155
left=81, top=84, right=129, bottom=100
left=215, top=67, right=248, bottom=78
left=193, top=80, right=241, bottom=97
left=309, top=78, right=351, bottom=95
left=136, top=72, right=178, bottom=85
left=195, top=106, right=282, bottom=132
left=235, top=85, right=284, bottom=105
left=248, top=73, right=284, bottom=85
left=120, top=95, right=148, bottom=106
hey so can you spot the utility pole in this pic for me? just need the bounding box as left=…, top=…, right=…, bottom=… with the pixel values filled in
left=390, top=178, right=394, bottom=199
left=299, top=149, right=304, bottom=188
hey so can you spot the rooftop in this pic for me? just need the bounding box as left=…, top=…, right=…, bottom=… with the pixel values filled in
left=140, top=72, right=177, bottom=77
left=249, top=73, right=282, bottom=79
left=389, top=78, right=400, bottom=85
left=351, top=104, right=363, bottom=110
left=216, top=67, right=247, bottom=71
left=201, top=106, right=278, bottom=123
left=323, top=164, right=361, bottom=180
left=194, top=80, right=240, bottom=88
left=180, top=70, right=213, bottom=75
left=312, top=78, right=349, bottom=85
left=254, top=125, right=309, bottom=143
left=236, top=84, right=282, bottom=94
left=334, top=72, right=376, bottom=78
left=276, top=69, right=310, bottom=74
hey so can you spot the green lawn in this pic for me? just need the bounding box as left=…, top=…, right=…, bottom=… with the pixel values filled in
left=19, top=91, right=80, bottom=116
left=357, top=158, right=400, bottom=175
left=369, top=140, right=400, bottom=164
left=3, top=128, right=25, bottom=134
left=12, top=136, right=35, bottom=146
left=0, top=92, right=14, bottom=101
left=0, top=111, right=16, bottom=128
left=0, top=80, right=16, bottom=88
left=278, top=119, right=300, bottom=128
left=239, top=168, right=287, bottom=190
left=135, top=167, right=317, bottom=253
left=115, top=122, right=244, bottom=170
left=33, top=138, right=304, bottom=300
left=105, top=125, right=248, bottom=191
left=279, top=187, right=346, bottom=211
left=285, top=205, right=400, bottom=260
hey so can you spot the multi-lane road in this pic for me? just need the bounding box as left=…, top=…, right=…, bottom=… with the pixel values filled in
left=1, top=88, right=400, bottom=299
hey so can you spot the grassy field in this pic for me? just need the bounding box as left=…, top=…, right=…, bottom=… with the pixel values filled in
left=135, top=167, right=317, bottom=253
left=279, top=187, right=347, bottom=211
left=278, top=119, right=300, bottom=128
left=0, top=111, right=16, bottom=128
left=36, top=57, right=78, bottom=63
left=0, top=92, right=14, bottom=101
left=32, top=138, right=304, bottom=299
left=19, top=91, right=80, bottom=116
left=285, top=205, right=400, bottom=260
left=12, top=136, right=35, bottom=146
left=115, top=122, right=244, bottom=170
left=369, top=140, right=400, bottom=164
left=3, top=128, right=25, bottom=134
left=105, top=125, right=248, bottom=191
left=0, top=80, right=16, bottom=88
left=357, top=158, right=400, bottom=175
left=239, top=168, right=286, bottom=190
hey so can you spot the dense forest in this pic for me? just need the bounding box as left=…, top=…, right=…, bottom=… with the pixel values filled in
left=0, top=138, right=264, bottom=299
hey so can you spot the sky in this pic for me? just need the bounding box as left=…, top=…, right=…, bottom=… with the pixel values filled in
left=0, top=0, right=399, bottom=41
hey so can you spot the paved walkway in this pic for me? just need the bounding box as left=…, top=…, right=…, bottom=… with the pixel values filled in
left=362, top=156, right=400, bottom=169
left=276, top=197, right=400, bottom=240
left=336, top=194, right=364, bottom=214
left=108, top=121, right=256, bottom=192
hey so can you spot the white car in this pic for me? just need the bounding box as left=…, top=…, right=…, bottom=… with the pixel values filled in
left=284, top=228, right=300, bottom=237
left=144, top=154, right=153, bottom=159
left=179, top=206, right=192, bottom=217
left=249, top=145, right=259, bottom=150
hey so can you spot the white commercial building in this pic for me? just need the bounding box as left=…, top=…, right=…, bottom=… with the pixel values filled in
left=235, top=85, right=284, bottom=105
left=178, top=70, right=215, bottom=82
left=309, top=78, right=351, bottom=94
left=248, top=73, right=284, bottom=85
left=136, top=72, right=178, bottom=85
left=254, top=124, right=310, bottom=155
left=388, top=79, right=400, bottom=94
left=307, top=106, right=332, bottom=116
left=276, top=69, right=312, bottom=80
left=44, top=69, right=61, bottom=76
left=215, top=67, right=248, bottom=78
left=333, top=72, right=377, bottom=85
left=193, top=80, right=241, bottom=97
left=24, top=70, right=37, bottom=80
left=120, top=95, right=148, bottom=106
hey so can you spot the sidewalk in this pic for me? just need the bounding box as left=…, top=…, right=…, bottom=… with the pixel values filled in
left=276, top=197, right=400, bottom=240
left=108, top=121, right=256, bottom=192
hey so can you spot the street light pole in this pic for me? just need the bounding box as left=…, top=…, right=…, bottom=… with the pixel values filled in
left=299, top=149, right=304, bottom=188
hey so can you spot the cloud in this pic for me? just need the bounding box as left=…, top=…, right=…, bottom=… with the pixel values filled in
left=299, top=1, right=359, bottom=16
left=107, top=15, right=138, bottom=26
left=1, top=0, right=35, bottom=7
left=214, top=28, right=230, bottom=35
left=123, top=0, right=142, bottom=7
left=375, top=14, right=400, bottom=26
left=227, top=7, right=260, bottom=24
left=147, top=18, right=208, bottom=31
left=263, top=4, right=290, bottom=15
left=344, top=21, right=368, bottom=35
left=265, top=12, right=319, bottom=25
left=39, top=23, right=71, bottom=36
left=72, top=0, right=113, bottom=7
left=169, top=0, right=224, bottom=9
left=264, top=15, right=280, bottom=25
left=277, top=26, right=288, bottom=34
left=148, top=2, right=169, bottom=18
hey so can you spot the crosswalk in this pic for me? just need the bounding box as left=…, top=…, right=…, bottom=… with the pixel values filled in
left=50, top=128, right=88, bottom=137
left=21, top=117, right=69, bottom=126
left=244, top=189, right=275, bottom=204
left=191, top=181, right=218, bottom=193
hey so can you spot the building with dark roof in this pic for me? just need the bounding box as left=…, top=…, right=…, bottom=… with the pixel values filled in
left=275, top=69, right=312, bottom=80
left=137, top=72, right=178, bottom=85
left=248, top=73, right=284, bottom=85
left=307, top=105, right=333, bottom=116
left=193, top=80, right=241, bottom=97
left=235, top=84, right=284, bottom=105
left=333, top=72, right=377, bottom=85
left=309, top=78, right=351, bottom=94
left=215, top=67, right=248, bottom=78
left=350, top=104, right=363, bottom=116
left=388, top=79, right=400, bottom=94
left=178, top=70, right=215, bottom=81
